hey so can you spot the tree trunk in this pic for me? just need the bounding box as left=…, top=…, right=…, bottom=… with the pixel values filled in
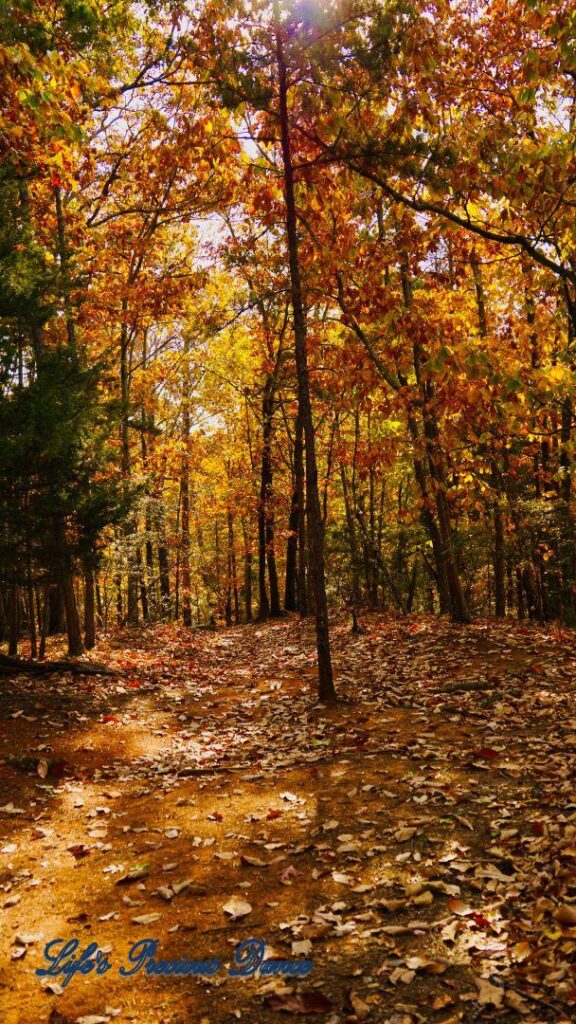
left=274, top=12, right=335, bottom=700
left=295, top=414, right=308, bottom=615
left=227, top=509, right=239, bottom=625
left=61, top=575, right=84, bottom=656
left=137, top=547, right=149, bottom=622
left=284, top=414, right=302, bottom=612
left=49, top=509, right=85, bottom=656
left=471, top=254, right=506, bottom=617
left=403, top=255, right=470, bottom=623
left=180, top=342, right=192, bottom=627
left=284, top=485, right=299, bottom=612
left=411, top=449, right=450, bottom=613
left=558, top=296, right=575, bottom=625
left=38, top=586, right=50, bottom=660
left=493, top=503, right=506, bottom=617
left=84, top=568, right=96, bottom=650
left=158, top=540, right=170, bottom=618
left=26, top=568, right=37, bottom=660
left=180, top=474, right=192, bottom=627
left=257, top=481, right=270, bottom=621
left=96, top=576, right=104, bottom=628
left=340, top=459, right=362, bottom=620
left=8, top=584, right=19, bottom=656
left=48, top=584, right=65, bottom=634
left=120, top=317, right=138, bottom=625
left=242, top=519, right=252, bottom=623
left=115, top=572, right=123, bottom=625
left=258, top=379, right=281, bottom=617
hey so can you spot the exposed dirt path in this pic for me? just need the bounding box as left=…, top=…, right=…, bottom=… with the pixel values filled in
left=0, top=615, right=575, bottom=1024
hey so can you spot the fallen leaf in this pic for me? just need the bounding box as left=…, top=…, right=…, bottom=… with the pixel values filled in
left=474, top=976, right=504, bottom=1008
left=554, top=904, right=576, bottom=926
left=222, top=897, right=252, bottom=919
left=264, top=991, right=333, bottom=1014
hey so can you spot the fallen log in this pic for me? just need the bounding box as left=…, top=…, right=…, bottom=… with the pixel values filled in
left=0, top=653, right=122, bottom=677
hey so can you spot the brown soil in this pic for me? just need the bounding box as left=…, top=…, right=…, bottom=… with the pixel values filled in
left=0, top=614, right=574, bottom=1024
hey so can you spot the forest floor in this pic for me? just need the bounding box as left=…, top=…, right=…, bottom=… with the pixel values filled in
left=0, top=614, right=575, bottom=1024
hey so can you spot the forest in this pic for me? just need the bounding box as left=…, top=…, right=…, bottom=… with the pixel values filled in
left=0, top=1, right=576, bottom=1022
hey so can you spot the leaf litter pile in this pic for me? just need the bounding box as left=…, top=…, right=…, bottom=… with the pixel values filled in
left=0, top=615, right=575, bottom=1024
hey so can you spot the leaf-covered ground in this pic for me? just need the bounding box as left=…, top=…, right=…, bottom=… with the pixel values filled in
left=0, top=615, right=575, bottom=1024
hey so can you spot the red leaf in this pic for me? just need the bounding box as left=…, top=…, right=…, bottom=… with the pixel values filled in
left=267, top=808, right=282, bottom=820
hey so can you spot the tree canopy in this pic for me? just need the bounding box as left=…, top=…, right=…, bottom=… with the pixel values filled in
left=0, top=0, right=575, bottom=683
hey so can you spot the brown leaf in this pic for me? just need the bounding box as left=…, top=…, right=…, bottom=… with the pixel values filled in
left=474, top=976, right=504, bottom=1008
left=347, top=990, right=371, bottom=1019
left=264, top=991, right=333, bottom=1014
left=67, top=844, right=90, bottom=860
left=554, top=904, right=576, bottom=926
left=115, top=865, right=149, bottom=885
left=241, top=854, right=268, bottom=867
left=447, top=898, right=473, bottom=916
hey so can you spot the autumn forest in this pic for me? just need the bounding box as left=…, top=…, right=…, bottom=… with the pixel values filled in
left=1, top=1, right=576, bottom=1022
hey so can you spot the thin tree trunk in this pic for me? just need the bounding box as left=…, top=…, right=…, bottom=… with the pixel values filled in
left=120, top=316, right=138, bottom=625
left=180, top=474, right=192, bottom=627
left=257, top=475, right=270, bottom=622
left=258, top=380, right=281, bottom=617
left=38, top=586, right=50, bottom=660
left=26, top=544, right=37, bottom=659
left=558, top=294, right=575, bottom=625
left=51, top=513, right=85, bottom=656
left=158, top=540, right=170, bottom=617
left=274, top=12, right=335, bottom=700
left=493, top=499, right=506, bottom=617
left=560, top=395, right=575, bottom=624
left=227, top=509, right=239, bottom=625
left=242, top=519, right=252, bottom=623
left=145, top=523, right=155, bottom=619
left=84, top=568, right=96, bottom=650
left=295, top=413, right=308, bottom=615
left=340, top=459, right=362, bottom=624
left=471, top=254, right=506, bottom=616
left=284, top=485, right=299, bottom=612
left=403, top=255, right=470, bottom=623
left=115, top=572, right=123, bottom=625
left=137, top=548, right=148, bottom=622
left=8, top=584, right=19, bottom=656
left=516, top=568, right=525, bottom=619
left=406, top=561, right=418, bottom=613
left=96, top=575, right=104, bottom=627
left=60, top=575, right=84, bottom=656
left=180, top=342, right=192, bottom=627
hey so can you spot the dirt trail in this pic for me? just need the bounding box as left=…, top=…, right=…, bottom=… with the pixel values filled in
left=0, top=614, right=574, bottom=1024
